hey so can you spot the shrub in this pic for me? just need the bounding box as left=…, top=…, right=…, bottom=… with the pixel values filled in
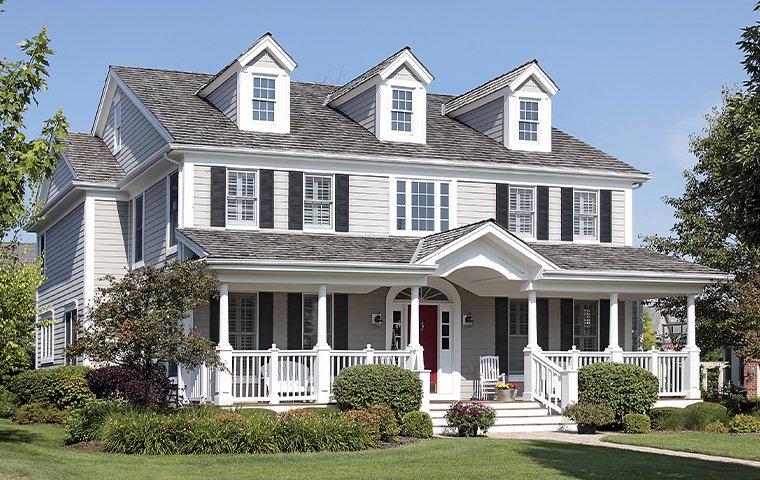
left=236, top=407, right=278, bottom=421
left=704, top=421, right=729, bottom=433
left=563, top=403, right=615, bottom=433
left=273, top=414, right=375, bottom=452
left=367, top=404, right=400, bottom=442
left=86, top=365, right=171, bottom=406
left=332, top=364, right=421, bottom=420
left=578, top=363, right=658, bottom=423
left=345, top=409, right=381, bottom=443
left=0, top=386, right=18, bottom=418
left=649, top=407, right=685, bottom=430
left=8, top=367, right=93, bottom=409
left=401, top=411, right=433, bottom=438
left=444, top=402, right=496, bottom=437
left=622, top=413, right=651, bottom=434
left=729, top=414, right=760, bottom=433
left=682, top=402, right=728, bottom=431
left=13, top=402, right=69, bottom=424
left=65, top=400, right=136, bottom=444
left=279, top=407, right=342, bottom=420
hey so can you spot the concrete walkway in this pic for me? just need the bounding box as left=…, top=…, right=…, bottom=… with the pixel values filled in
left=488, top=431, right=760, bottom=469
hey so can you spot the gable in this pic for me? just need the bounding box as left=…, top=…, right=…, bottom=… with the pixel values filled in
left=516, top=77, right=546, bottom=95
left=45, top=157, right=75, bottom=203
left=207, top=74, right=237, bottom=123
left=388, top=65, right=421, bottom=83
left=248, top=50, right=285, bottom=70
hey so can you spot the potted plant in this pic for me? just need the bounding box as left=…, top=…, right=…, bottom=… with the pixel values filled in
left=495, top=383, right=520, bottom=401
left=562, top=402, right=614, bottom=434
left=444, top=401, right=496, bottom=436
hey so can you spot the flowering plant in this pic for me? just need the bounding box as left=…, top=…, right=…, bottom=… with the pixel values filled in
left=495, top=383, right=519, bottom=390
left=444, top=401, right=496, bottom=436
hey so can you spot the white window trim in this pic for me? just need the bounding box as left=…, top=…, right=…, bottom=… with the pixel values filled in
left=572, top=299, right=600, bottom=352
left=390, top=177, right=455, bottom=236
left=251, top=75, right=277, bottom=123
left=573, top=189, right=600, bottom=243
left=225, top=169, right=260, bottom=230
left=508, top=185, right=537, bottom=240
left=132, top=192, right=145, bottom=268
left=517, top=98, right=540, bottom=142
left=238, top=66, right=290, bottom=134
left=302, top=293, right=334, bottom=349
left=113, top=100, right=123, bottom=153
left=390, top=87, right=414, bottom=135
left=303, top=173, right=335, bottom=232
left=504, top=90, right=552, bottom=153
left=38, top=309, right=55, bottom=364
left=229, top=293, right=259, bottom=350
left=376, top=77, right=427, bottom=144
left=165, top=170, right=179, bottom=256
left=37, top=232, right=46, bottom=272
left=63, top=301, right=78, bottom=366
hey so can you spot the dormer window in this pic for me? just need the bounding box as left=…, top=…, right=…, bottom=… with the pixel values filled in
left=518, top=99, right=539, bottom=141
left=391, top=88, right=413, bottom=132
left=252, top=76, right=276, bottom=122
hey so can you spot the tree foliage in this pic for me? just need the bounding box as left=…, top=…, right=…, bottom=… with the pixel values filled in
left=641, top=309, right=657, bottom=351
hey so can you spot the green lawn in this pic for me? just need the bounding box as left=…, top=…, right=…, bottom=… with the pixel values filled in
left=0, top=421, right=758, bottom=480
left=603, top=432, right=760, bottom=462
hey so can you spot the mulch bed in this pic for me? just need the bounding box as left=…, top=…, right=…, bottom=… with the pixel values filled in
left=376, top=436, right=423, bottom=449
left=68, top=441, right=102, bottom=453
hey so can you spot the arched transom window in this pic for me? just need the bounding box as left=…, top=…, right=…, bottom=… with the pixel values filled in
left=395, top=287, right=449, bottom=302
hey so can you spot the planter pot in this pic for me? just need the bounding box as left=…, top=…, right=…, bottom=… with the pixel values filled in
left=577, top=424, right=597, bottom=434
left=508, top=388, right=519, bottom=401
left=495, top=389, right=509, bottom=401
left=458, top=426, right=479, bottom=437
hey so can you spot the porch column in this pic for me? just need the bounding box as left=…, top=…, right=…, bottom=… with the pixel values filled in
left=684, top=294, right=701, bottom=399
left=214, top=283, right=233, bottom=406
left=315, top=285, right=331, bottom=403
left=527, top=290, right=538, bottom=348
left=607, top=293, right=623, bottom=362
left=523, top=289, right=538, bottom=401
left=408, top=287, right=423, bottom=368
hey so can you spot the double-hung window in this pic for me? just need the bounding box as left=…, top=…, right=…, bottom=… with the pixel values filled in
left=573, top=300, right=599, bottom=351
left=227, top=170, right=257, bottom=226
left=304, top=175, right=333, bottom=229
left=518, top=99, right=539, bottom=141
left=391, top=88, right=413, bottom=132
left=411, top=181, right=435, bottom=231
left=167, top=171, right=179, bottom=250
left=133, top=194, right=144, bottom=264
left=229, top=294, right=257, bottom=349
left=64, top=308, right=77, bottom=366
left=574, top=190, right=598, bottom=240
left=252, top=76, right=275, bottom=122
left=508, top=187, right=535, bottom=238
left=302, top=294, right=333, bottom=349
left=395, top=179, right=451, bottom=233
left=39, top=313, right=54, bottom=364
left=113, top=101, right=123, bottom=152
left=508, top=299, right=529, bottom=374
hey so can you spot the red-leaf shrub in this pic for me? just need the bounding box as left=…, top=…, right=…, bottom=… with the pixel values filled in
left=86, top=365, right=171, bottom=406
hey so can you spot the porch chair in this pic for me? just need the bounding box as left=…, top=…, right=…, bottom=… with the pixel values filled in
left=261, top=359, right=313, bottom=399
left=478, top=356, right=505, bottom=400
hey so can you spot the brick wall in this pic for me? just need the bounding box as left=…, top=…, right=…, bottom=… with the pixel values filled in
left=744, top=359, right=759, bottom=399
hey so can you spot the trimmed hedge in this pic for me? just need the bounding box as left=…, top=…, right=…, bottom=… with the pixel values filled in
left=578, top=363, right=658, bottom=423
left=367, top=404, right=400, bottom=442
left=681, top=402, right=728, bottom=431
left=563, top=402, right=615, bottom=427
left=729, top=414, right=760, bottom=433
left=345, top=409, right=381, bottom=442
left=401, top=411, right=433, bottom=438
left=65, top=400, right=136, bottom=444
left=622, top=413, right=651, bottom=434
left=13, top=403, right=69, bottom=424
left=332, top=365, right=421, bottom=420
left=8, top=366, right=93, bottom=409
left=0, top=386, right=18, bottom=418
left=650, top=407, right=685, bottom=430
left=86, top=365, right=171, bottom=406
left=704, top=421, right=729, bottom=433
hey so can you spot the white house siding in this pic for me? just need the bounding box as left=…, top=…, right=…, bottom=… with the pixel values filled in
left=349, top=175, right=388, bottom=234
left=346, top=288, right=388, bottom=349
left=194, top=166, right=211, bottom=227
left=94, top=200, right=129, bottom=289
left=456, top=98, right=504, bottom=143
left=548, top=187, right=561, bottom=241
left=457, top=181, right=495, bottom=227
left=102, top=87, right=168, bottom=174
left=611, top=190, right=625, bottom=245
left=143, top=177, right=167, bottom=265
left=338, top=87, right=376, bottom=133
left=273, top=171, right=289, bottom=230
left=47, top=160, right=74, bottom=203
left=207, top=75, right=237, bottom=124
left=37, top=202, right=85, bottom=367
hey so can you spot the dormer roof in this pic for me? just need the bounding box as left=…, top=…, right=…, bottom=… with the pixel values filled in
left=443, top=60, right=559, bottom=115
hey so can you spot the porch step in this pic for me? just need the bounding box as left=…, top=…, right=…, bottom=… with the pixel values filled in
left=428, top=400, right=575, bottom=434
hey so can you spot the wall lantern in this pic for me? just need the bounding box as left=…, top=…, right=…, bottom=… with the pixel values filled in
left=462, top=313, right=474, bottom=328
left=371, top=312, right=383, bottom=328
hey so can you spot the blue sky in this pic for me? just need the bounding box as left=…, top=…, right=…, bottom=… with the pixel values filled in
left=1, top=0, right=751, bottom=243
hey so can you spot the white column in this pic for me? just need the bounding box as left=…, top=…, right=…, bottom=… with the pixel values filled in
left=607, top=294, right=623, bottom=362
left=686, top=294, right=697, bottom=349
left=523, top=290, right=538, bottom=401
left=316, top=285, right=328, bottom=348
left=684, top=294, right=701, bottom=399
left=408, top=287, right=423, bottom=369
left=527, top=290, right=538, bottom=348
left=214, top=283, right=233, bottom=406
left=315, top=285, right=331, bottom=404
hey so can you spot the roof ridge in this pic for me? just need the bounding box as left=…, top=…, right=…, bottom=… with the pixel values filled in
left=112, top=64, right=213, bottom=76
left=324, top=46, right=410, bottom=104
left=443, top=59, right=537, bottom=108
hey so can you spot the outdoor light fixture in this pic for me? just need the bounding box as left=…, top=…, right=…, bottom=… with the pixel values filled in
left=462, top=313, right=474, bottom=328
left=371, top=312, right=383, bottom=328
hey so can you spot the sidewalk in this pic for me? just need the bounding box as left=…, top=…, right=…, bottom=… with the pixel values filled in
left=488, top=431, right=760, bottom=469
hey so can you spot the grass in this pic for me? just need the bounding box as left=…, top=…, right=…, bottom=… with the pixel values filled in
left=603, top=431, right=760, bottom=462
left=0, top=420, right=758, bottom=480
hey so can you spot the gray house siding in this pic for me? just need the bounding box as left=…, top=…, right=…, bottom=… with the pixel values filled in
left=47, top=160, right=74, bottom=203
left=346, top=288, right=387, bottom=349
left=143, top=177, right=167, bottom=265
left=348, top=175, right=388, bottom=234
left=273, top=171, right=289, bottom=230
left=207, top=75, right=237, bottom=124
left=611, top=190, right=625, bottom=245
left=94, top=200, right=129, bottom=289
left=456, top=98, right=504, bottom=143
left=457, top=181, right=495, bottom=227
left=548, top=187, right=562, bottom=241
left=338, top=87, right=376, bottom=133
left=194, top=166, right=211, bottom=228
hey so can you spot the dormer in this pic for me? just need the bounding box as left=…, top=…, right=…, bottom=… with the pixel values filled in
left=327, top=48, right=434, bottom=145
left=444, top=60, right=558, bottom=153
left=198, top=33, right=297, bottom=134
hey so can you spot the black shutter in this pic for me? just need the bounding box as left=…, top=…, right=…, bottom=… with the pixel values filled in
left=496, top=184, right=510, bottom=229
left=560, top=298, right=573, bottom=350
left=258, top=292, right=273, bottom=349
left=288, top=171, right=303, bottom=230
left=333, top=293, right=349, bottom=349
left=599, top=299, right=610, bottom=350
left=600, top=190, right=612, bottom=243
left=259, top=170, right=274, bottom=229
left=209, top=296, right=220, bottom=344
left=335, top=174, right=349, bottom=232
left=287, top=293, right=302, bottom=349
left=560, top=187, right=573, bottom=241
left=495, top=297, right=509, bottom=375
left=210, top=167, right=226, bottom=227
left=537, top=298, right=549, bottom=350
left=537, top=186, right=549, bottom=241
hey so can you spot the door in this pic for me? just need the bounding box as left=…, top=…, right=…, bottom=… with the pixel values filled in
left=408, top=305, right=439, bottom=386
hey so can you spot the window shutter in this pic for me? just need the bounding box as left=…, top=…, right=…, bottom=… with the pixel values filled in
left=496, top=184, right=510, bottom=229
left=560, top=187, right=573, bottom=241
left=537, top=298, right=549, bottom=350
left=599, top=299, right=610, bottom=350
left=335, top=174, right=349, bottom=232
left=209, top=296, right=220, bottom=344
left=210, top=167, right=226, bottom=228
left=288, top=171, right=303, bottom=230
left=258, top=292, right=273, bottom=349
left=259, top=170, right=274, bottom=229
left=287, top=293, right=302, bottom=349
left=600, top=190, right=612, bottom=243
left=333, top=293, right=349, bottom=349
left=495, top=297, right=509, bottom=375
left=560, top=298, right=573, bottom=350
left=537, top=186, right=549, bottom=240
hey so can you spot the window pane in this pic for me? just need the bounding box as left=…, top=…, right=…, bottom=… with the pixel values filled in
left=252, top=76, right=275, bottom=122
left=229, top=295, right=257, bottom=350
left=227, top=171, right=257, bottom=225
left=573, top=301, right=599, bottom=351
left=508, top=187, right=534, bottom=236
left=518, top=99, right=539, bottom=141
left=396, top=180, right=406, bottom=230
left=303, top=294, right=333, bottom=349
left=391, top=88, right=413, bottom=132
left=573, top=191, right=597, bottom=238
left=411, top=181, right=435, bottom=231
left=134, top=195, right=143, bottom=262
left=508, top=299, right=529, bottom=374
left=304, top=176, right=332, bottom=228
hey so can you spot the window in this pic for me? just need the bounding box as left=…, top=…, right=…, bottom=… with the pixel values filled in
left=391, top=310, right=403, bottom=350
left=304, top=175, right=333, bottom=229
left=411, top=181, right=435, bottom=231
left=391, top=88, right=413, bottom=132
left=64, top=308, right=77, bottom=366
left=113, top=101, right=123, bottom=151
left=573, top=300, right=599, bottom=351
left=440, top=183, right=450, bottom=231
left=508, top=299, right=529, bottom=374
left=396, top=180, right=406, bottom=230
left=441, top=311, right=451, bottom=350
left=395, top=287, right=449, bottom=302
left=229, top=294, right=257, bottom=349
left=133, top=194, right=144, bottom=264
left=518, top=99, right=539, bottom=141
left=227, top=170, right=257, bottom=225
left=168, top=171, right=179, bottom=249
left=302, top=294, right=333, bottom=349
left=574, top=190, right=598, bottom=240
left=39, top=314, right=54, bottom=363
left=252, top=76, right=275, bottom=122
left=508, top=187, right=535, bottom=237
left=394, top=179, right=452, bottom=234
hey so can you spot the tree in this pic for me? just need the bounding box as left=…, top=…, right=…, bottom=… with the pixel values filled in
left=67, top=261, right=221, bottom=399
left=641, top=309, right=657, bottom=351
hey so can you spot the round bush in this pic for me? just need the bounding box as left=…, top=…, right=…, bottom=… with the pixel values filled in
left=65, top=399, right=135, bottom=444
left=13, top=402, right=69, bottom=424
left=0, top=386, right=18, bottom=418
left=444, top=402, right=496, bottom=436
left=562, top=402, right=615, bottom=430
left=367, top=404, right=400, bottom=441
left=8, top=366, right=93, bottom=409
left=704, top=421, right=729, bottom=433
left=401, top=411, right=433, bottom=438
left=622, top=413, right=651, bottom=434
left=578, top=363, right=658, bottom=423
left=682, top=402, right=728, bottom=431
left=86, top=365, right=171, bottom=406
left=649, top=407, right=685, bottom=430
left=729, top=414, right=760, bottom=433
left=332, top=364, right=421, bottom=420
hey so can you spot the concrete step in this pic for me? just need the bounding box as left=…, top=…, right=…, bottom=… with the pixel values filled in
left=432, top=414, right=574, bottom=427
left=429, top=407, right=550, bottom=419
left=428, top=401, right=543, bottom=411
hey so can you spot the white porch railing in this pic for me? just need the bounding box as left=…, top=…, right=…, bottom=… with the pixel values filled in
left=544, top=349, right=612, bottom=370
left=180, top=363, right=213, bottom=403
left=330, top=347, right=416, bottom=393
left=526, top=351, right=564, bottom=414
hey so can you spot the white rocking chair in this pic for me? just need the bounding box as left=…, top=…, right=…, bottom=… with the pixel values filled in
left=478, top=356, right=505, bottom=400
left=261, top=359, right=312, bottom=398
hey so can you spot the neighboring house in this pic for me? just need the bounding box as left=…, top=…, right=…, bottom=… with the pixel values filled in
left=30, top=34, right=728, bottom=426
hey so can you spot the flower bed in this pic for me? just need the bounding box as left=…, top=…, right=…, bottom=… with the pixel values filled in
left=444, top=402, right=496, bottom=436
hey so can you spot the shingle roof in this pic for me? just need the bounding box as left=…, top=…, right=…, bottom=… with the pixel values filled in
left=63, top=132, right=123, bottom=183
left=443, top=59, right=538, bottom=114
left=111, top=66, right=645, bottom=175
left=414, top=219, right=493, bottom=260
left=325, top=47, right=408, bottom=104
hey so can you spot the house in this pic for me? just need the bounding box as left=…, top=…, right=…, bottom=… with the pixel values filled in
left=30, top=34, right=729, bottom=430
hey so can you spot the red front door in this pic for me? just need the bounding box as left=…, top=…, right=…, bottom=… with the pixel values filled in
left=409, top=305, right=438, bottom=385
